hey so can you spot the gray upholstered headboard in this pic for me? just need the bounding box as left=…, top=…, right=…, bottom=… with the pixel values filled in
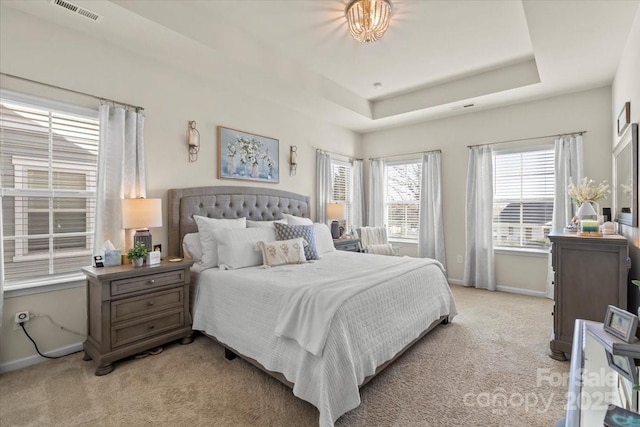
left=167, top=186, right=311, bottom=257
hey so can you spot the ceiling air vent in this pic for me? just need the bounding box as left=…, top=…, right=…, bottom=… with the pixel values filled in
left=451, top=103, right=476, bottom=111
left=50, top=0, right=103, bottom=22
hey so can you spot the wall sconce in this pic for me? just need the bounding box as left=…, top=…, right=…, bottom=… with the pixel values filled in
left=187, top=120, right=200, bottom=162
left=122, top=198, right=163, bottom=251
left=290, top=145, right=297, bottom=176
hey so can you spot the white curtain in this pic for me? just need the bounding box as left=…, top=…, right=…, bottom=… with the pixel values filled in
left=352, top=159, right=365, bottom=229
left=0, top=174, right=4, bottom=324
left=418, top=152, right=447, bottom=270
left=368, top=159, right=385, bottom=227
left=546, top=134, right=584, bottom=298
left=94, top=104, right=146, bottom=253
left=463, top=146, right=496, bottom=290
left=316, top=150, right=332, bottom=224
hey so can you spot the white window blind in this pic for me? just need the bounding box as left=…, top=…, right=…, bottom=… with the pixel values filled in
left=385, top=161, right=421, bottom=239
left=0, top=94, right=99, bottom=285
left=331, top=160, right=353, bottom=231
left=493, top=147, right=554, bottom=249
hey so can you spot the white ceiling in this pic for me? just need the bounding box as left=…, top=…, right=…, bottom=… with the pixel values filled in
left=3, top=0, right=639, bottom=133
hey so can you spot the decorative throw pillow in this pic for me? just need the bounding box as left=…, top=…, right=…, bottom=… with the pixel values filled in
left=274, top=223, right=319, bottom=260
left=282, top=214, right=313, bottom=226
left=313, top=223, right=336, bottom=255
left=257, top=238, right=306, bottom=268
left=215, top=227, right=276, bottom=270
left=193, top=216, right=246, bottom=270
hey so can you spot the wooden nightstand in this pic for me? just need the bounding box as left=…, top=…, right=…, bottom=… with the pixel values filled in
left=81, top=259, right=194, bottom=375
left=333, top=238, right=361, bottom=252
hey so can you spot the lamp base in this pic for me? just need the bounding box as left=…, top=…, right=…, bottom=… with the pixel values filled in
left=330, top=221, right=340, bottom=239
left=133, top=229, right=152, bottom=251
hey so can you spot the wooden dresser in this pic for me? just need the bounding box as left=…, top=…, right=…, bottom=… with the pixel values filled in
left=549, top=232, right=630, bottom=361
left=82, top=259, right=194, bottom=375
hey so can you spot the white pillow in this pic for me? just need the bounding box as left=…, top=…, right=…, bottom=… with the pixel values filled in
left=314, top=223, right=336, bottom=255
left=282, top=214, right=313, bottom=225
left=257, top=238, right=306, bottom=268
left=193, top=216, right=246, bottom=270
left=182, top=233, right=203, bottom=263
left=246, top=219, right=287, bottom=228
left=216, top=227, right=276, bottom=270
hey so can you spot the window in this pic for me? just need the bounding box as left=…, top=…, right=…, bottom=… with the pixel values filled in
left=493, top=147, right=554, bottom=250
left=385, top=161, right=421, bottom=240
left=0, top=93, right=99, bottom=286
left=331, top=160, right=353, bottom=231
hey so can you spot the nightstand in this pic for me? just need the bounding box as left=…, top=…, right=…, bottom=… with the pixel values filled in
left=81, top=259, right=194, bottom=375
left=333, top=238, right=361, bottom=252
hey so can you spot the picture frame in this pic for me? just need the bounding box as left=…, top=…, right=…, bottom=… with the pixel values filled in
left=606, top=351, right=639, bottom=385
left=217, top=126, right=279, bottom=183
left=603, top=305, right=639, bottom=343
left=617, top=101, right=631, bottom=137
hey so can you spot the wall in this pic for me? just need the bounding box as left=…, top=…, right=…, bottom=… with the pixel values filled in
left=0, top=8, right=360, bottom=369
left=362, top=86, right=613, bottom=295
left=612, top=7, right=640, bottom=313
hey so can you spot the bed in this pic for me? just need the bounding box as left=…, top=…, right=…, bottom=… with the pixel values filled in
left=167, top=186, right=457, bottom=427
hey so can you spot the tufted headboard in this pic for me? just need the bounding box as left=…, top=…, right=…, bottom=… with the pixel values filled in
left=167, top=186, right=311, bottom=257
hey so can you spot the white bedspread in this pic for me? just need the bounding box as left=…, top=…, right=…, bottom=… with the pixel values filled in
left=192, top=251, right=457, bottom=427
left=275, top=256, right=444, bottom=357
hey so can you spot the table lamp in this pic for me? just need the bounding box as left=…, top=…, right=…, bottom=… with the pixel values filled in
left=326, top=203, right=345, bottom=239
left=122, top=198, right=162, bottom=250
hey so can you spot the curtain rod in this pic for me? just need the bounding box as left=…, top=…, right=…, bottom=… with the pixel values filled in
left=0, top=72, right=144, bottom=111
left=370, top=148, right=442, bottom=161
left=467, top=131, right=587, bottom=148
left=316, top=148, right=363, bottom=161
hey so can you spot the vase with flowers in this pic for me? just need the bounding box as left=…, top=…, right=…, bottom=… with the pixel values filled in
left=567, top=177, right=610, bottom=233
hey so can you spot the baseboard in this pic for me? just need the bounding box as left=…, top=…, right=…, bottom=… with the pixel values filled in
left=447, top=278, right=546, bottom=298
left=0, top=341, right=83, bottom=374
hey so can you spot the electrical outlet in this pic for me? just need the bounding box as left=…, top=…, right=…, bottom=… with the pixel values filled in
left=13, top=311, right=30, bottom=331
left=15, top=311, right=29, bottom=323
left=457, top=255, right=463, bottom=264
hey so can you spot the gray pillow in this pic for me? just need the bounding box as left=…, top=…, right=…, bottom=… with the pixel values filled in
left=274, top=223, right=319, bottom=260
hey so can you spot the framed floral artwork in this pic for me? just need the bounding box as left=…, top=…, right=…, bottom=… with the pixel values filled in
left=217, top=126, right=279, bottom=183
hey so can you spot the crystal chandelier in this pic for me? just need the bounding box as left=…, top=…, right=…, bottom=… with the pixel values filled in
left=346, top=0, right=392, bottom=43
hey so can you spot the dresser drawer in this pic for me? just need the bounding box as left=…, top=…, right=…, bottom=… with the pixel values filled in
left=111, top=270, right=186, bottom=297
left=111, top=309, right=184, bottom=348
left=111, top=287, right=184, bottom=323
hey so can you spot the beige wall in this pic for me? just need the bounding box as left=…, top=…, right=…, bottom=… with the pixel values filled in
left=612, top=7, right=640, bottom=312
left=0, top=8, right=360, bottom=369
left=362, top=86, right=613, bottom=294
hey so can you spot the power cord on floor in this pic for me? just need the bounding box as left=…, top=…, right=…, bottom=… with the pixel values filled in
left=30, top=313, right=86, bottom=338
left=19, top=322, right=63, bottom=359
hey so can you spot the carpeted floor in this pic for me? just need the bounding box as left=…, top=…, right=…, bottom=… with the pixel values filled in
left=0, top=285, right=569, bottom=426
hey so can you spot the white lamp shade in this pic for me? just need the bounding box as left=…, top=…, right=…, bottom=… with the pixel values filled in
left=326, top=203, right=345, bottom=220
left=122, top=198, right=163, bottom=229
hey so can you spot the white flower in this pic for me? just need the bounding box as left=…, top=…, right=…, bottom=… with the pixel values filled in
left=567, top=177, right=610, bottom=205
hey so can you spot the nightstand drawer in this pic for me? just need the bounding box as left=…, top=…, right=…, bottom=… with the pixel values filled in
left=111, top=309, right=184, bottom=348
left=111, top=288, right=184, bottom=323
left=334, top=239, right=360, bottom=252
left=111, top=270, right=186, bottom=297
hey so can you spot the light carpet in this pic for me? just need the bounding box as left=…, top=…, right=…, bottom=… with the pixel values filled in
left=0, top=285, right=568, bottom=426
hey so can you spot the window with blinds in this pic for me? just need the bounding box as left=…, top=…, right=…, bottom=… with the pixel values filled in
left=0, top=94, right=99, bottom=286
left=385, top=161, right=421, bottom=239
left=493, top=147, right=554, bottom=249
left=331, top=160, right=353, bottom=231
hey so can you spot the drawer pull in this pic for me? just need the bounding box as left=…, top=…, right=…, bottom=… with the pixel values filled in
left=148, top=324, right=155, bottom=330
left=148, top=301, right=155, bottom=306
left=148, top=279, right=155, bottom=285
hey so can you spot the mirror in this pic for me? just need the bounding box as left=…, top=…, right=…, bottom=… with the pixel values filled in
left=613, top=123, right=638, bottom=227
